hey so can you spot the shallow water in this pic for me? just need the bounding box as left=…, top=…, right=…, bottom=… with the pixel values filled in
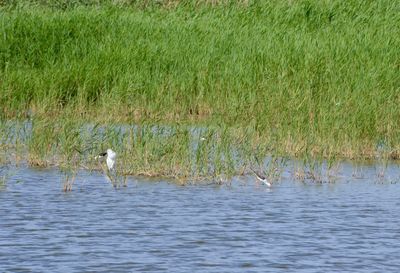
left=1, top=165, right=400, bottom=273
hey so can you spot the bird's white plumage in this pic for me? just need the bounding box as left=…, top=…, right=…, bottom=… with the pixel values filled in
left=251, top=168, right=272, bottom=187
left=106, top=148, right=116, bottom=171
left=254, top=174, right=271, bottom=187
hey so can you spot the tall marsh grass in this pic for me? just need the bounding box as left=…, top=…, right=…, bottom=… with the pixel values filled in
left=0, top=0, right=399, bottom=178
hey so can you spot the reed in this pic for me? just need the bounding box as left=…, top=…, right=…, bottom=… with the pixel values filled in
left=62, top=171, right=76, bottom=192
left=0, top=0, right=399, bottom=179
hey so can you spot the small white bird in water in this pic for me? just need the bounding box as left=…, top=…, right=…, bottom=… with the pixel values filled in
left=96, top=148, right=117, bottom=171
left=251, top=168, right=272, bottom=187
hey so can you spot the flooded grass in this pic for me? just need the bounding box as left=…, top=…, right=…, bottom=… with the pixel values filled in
left=0, top=118, right=397, bottom=186
left=0, top=119, right=253, bottom=180
left=0, top=1, right=399, bottom=181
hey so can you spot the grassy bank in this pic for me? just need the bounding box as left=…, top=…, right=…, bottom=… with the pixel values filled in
left=0, top=0, right=399, bottom=178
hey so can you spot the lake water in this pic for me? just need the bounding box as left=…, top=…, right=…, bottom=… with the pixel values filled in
left=1, top=164, right=400, bottom=272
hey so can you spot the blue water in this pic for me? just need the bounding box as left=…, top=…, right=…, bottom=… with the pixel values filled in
left=0, top=165, right=400, bottom=272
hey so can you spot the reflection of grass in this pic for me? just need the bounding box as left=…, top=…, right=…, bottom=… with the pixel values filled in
left=0, top=167, right=14, bottom=190
left=97, top=159, right=128, bottom=189
left=0, top=176, right=6, bottom=189
left=1, top=1, right=399, bottom=181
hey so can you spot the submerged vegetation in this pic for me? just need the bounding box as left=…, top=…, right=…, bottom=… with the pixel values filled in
left=0, top=0, right=399, bottom=180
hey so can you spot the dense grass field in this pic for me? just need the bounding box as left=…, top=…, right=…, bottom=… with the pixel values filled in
left=0, top=0, right=399, bottom=179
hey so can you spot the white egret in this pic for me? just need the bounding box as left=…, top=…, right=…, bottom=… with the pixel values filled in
left=96, top=148, right=117, bottom=171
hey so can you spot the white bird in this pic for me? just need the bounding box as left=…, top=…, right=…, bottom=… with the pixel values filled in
left=96, top=148, right=117, bottom=171
left=251, top=168, right=272, bottom=187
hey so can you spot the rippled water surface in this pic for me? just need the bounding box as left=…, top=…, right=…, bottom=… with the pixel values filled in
left=1, top=165, right=400, bottom=272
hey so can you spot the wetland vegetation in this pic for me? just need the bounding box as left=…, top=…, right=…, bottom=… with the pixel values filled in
left=0, top=0, right=399, bottom=181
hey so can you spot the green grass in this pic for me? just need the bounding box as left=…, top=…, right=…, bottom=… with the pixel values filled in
left=0, top=0, right=399, bottom=178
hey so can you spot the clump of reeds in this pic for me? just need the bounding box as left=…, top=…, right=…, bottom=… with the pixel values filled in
left=62, top=171, right=76, bottom=192
left=1, top=0, right=399, bottom=182
left=290, top=159, right=344, bottom=184
left=1, top=0, right=399, bottom=162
